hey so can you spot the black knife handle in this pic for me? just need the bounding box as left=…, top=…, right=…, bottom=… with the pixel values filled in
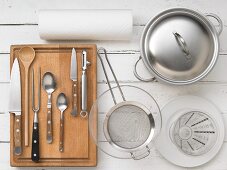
left=31, top=122, right=39, bottom=162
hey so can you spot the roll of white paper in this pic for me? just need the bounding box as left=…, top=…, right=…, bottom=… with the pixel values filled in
left=38, top=9, right=133, bottom=40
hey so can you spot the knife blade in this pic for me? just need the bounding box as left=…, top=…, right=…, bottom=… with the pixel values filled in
left=70, top=48, right=78, bottom=116
left=70, top=48, right=77, bottom=81
left=8, top=58, right=22, bottom=155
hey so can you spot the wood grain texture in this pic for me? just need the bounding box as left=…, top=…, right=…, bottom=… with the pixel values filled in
left=9, top=44, right=97, bottom=167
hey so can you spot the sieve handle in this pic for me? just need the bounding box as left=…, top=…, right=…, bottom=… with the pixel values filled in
left=131, top=145, right=150, bottom=160
left=97, top=47, right=126, bottom=103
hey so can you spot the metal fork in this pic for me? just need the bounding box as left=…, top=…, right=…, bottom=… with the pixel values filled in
left=31, top=68, right=41, bottom=162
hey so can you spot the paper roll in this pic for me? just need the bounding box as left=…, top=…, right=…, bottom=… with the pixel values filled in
left=38, top=9, right=133, bottom=40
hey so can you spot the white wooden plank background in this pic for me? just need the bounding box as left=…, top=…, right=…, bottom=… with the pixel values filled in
left=1, top=0, right=227, bottom=169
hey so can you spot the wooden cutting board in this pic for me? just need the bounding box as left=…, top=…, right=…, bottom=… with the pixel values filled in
left=10, top=44, right=97, bottom=167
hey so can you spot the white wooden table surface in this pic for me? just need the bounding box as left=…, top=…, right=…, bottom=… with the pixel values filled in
left=1, top=0, right=227, bottom=169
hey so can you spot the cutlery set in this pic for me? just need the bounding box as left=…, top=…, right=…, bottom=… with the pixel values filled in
left=9, top=46, right=91, bottom=163
left=7, top=7, right=225, bottom=168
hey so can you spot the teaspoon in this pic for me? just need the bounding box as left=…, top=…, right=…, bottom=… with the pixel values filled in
left=56, top=93, right=68, bottom=152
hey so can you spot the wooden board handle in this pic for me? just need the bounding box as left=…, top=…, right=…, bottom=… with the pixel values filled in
left=14, top=114, right=22, bottom=155
left=31, top=122, right=39, bottom=162
left=59, top=113, right=64, bottom=152
left=46, top=107, right=53, bottom=144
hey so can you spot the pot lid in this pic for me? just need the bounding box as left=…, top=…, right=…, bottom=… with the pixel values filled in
left=141, top=8, right=219, bottom=84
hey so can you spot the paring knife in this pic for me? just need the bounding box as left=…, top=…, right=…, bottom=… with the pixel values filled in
left=8, top=58, right=22, bottom=155
left=70, top=48, right=78, bottom=117
left=80, top=50, right=90, bottom=118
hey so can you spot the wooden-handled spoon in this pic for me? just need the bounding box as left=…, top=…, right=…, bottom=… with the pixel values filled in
left=19, top=46, right=35, bottom=147
left=57, top=93, right=68, bottom=152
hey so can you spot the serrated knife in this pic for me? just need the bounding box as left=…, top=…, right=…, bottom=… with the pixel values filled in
left=9, top=58, right=22, bottom=155
left=70, top=48, right=78, bottom=116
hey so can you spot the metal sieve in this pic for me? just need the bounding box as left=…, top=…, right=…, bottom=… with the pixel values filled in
left=97, top=48, right=156, bottom=159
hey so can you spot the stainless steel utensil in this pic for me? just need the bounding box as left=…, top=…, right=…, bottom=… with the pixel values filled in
left=31, top=68, right=41, bottom=162
left=154, top=96, right=224, bottom=167
left=96, top=48, right=157, bottom=160
left=134, top=8, right=223, bottom=85
left=57, top=93, right=68, bottom=152
left=42, top=72, right=56, bottom=143
left=70, top=48, right=78, bottom=117
left=80, top=50, right=90, bottom=118
left=9, top=58, right=22, bottom=155
left=171, top=111, right=218, bottom=156
left=19, top=46, right=35, bottom=146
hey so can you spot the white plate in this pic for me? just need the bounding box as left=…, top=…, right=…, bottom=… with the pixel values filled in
left=154, top=95, right=225, bottom=167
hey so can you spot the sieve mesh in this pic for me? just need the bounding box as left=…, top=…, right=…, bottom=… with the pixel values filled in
left=107, top=104, right=151, bottom=149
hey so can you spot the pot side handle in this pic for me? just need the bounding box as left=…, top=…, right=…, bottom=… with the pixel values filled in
left=133, top=56, right=156, bottom=82
left=205, top=13, right=223, bottom=35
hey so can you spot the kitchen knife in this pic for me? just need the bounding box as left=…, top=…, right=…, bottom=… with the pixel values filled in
left=8, top=58, right=22, bottom=155
left=70, top=48, right=78, bottom=117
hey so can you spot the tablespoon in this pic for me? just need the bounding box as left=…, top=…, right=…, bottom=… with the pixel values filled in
left=42, top=72, right=56, bottom=144
left=56, top=93, right=68, bottom=152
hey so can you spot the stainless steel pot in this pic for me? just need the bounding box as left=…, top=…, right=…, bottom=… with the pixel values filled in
left=134, top=8, right=223, bottom=85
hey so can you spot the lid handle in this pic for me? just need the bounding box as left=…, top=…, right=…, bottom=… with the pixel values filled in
left=205, top=13, right=223, bottom=35
left=173, top=31, right=192, bottom=60
left=133, top=56, right=156, bottom=82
